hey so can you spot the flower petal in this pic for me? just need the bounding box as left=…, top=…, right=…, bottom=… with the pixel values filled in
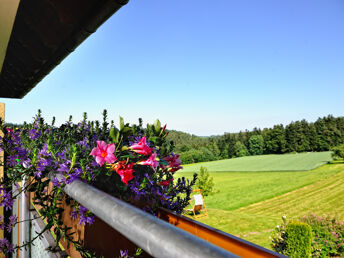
left=95, top=156, right=105, bottom=166
left=106, top=143, right=115, bottom=154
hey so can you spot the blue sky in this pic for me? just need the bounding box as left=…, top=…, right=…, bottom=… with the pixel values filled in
left=1, top=0, right=343, bottom=136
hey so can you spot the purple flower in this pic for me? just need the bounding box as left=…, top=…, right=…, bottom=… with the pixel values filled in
left=78, top=206, right=95, bottom=226
left=57, top=162, right=70, bottom=173
left=28, top=129, right=41, bottom=140
left=6, top=156, right=17, bottom=167
left=120, top=249, right=129, bottom=257
left=76, top=137, right=89, bottom=148
left=38, top=144, right=50, bottom=157
left=6, top=215, right=17, bottom=232
left=79, top=215, right=95, bottom=226
left=57, top=150, right=66, bottom=160
left=0, top=238, right=14, bottom=253
left=70, top=208, right=78, bottom=220
left=34, top=170, right=42, bottom=178
left=52, top=178, right=62, bottom=187
left=0, top=189, right=14, bottom=211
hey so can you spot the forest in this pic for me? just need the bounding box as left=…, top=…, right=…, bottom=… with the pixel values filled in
left=167, top=115, right=344, bottom=164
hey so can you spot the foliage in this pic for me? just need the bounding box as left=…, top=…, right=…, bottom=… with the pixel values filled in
left=272, top=215, right=344, bottom=258
left=248, top=135, right=264, bottom=155
left=195, top=166, right=215, bottom=196
left=0, top=110, right=197, bottom=256
left=331, top=143, right=344, bottom=160
left=271, top=217, right=312, bottom=257
left=179, top=147, right=216, bottom=164
left=270, top=216, right=288, bottom=254
left=285, top=221, right=312, bottom=258
left=178, top=163, right=344, bottom=249
left=168, top=115, right=344, bottom=163
left=299, top=215, right=344, bottom=257
left=234, top=141, right=248, bottom=157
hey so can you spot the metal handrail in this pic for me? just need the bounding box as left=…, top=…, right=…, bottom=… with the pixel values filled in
left=49, top=172, right=237, bottom=258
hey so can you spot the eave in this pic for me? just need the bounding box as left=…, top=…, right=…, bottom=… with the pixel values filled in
left=0, top=0, right=128, bottom=99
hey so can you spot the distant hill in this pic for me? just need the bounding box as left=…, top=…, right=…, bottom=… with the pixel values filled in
left=166, top=115, right=344, bottom=165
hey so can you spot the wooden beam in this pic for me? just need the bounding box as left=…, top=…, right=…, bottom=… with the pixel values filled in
left=158, top=208, right=285, bottom=258
left=0, top=103, right=4, bottom=244
left=0, top=0, right=20, bottom=73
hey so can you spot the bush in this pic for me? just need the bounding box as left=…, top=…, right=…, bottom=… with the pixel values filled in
left=299, top=215, right=344, bottom=257
left=179, top=147, right=216, bottom=164
left=196, top=166, right=214, bottom=196
left=285, top=221, right=312, bottom=258
left=271, top=217, right=312, bottom=257
left=272, top=215, right=344, bottom=257
left=331, top=144, right=344, bottom=160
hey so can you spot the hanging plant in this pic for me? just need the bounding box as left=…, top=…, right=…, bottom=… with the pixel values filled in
left=0, top=110, right=197, bottom=256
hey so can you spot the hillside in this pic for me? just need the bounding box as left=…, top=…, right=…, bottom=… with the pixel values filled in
left=181, top=151, right=332, bottom=172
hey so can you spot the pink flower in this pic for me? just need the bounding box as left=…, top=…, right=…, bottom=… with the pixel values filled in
left=129, top=136, right=152, bottom=156
left=139, top=152, right=159, bottom=170
left=90, top=141, right=117, bottom=166
left=163, top=153, right=182, bottom=172
left=112, top=161, right=135, bottom=185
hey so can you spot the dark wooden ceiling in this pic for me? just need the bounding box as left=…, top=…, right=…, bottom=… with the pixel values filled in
left=0, top=0, right=128, bottom=98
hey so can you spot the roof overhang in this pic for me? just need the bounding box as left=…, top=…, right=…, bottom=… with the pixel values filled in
left=0, top=0, right=20, bottom=74
left=0, top=0, right=128, bottom=99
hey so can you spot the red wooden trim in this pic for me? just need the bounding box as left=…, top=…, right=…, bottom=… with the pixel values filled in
left=158, top=208, right=283, bottom=258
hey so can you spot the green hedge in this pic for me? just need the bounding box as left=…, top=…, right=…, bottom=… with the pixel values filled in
left=285, top=221, right=312, bottom=258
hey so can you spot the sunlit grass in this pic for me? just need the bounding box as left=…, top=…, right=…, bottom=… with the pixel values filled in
left=181, top=151, right=332, bottom=172
left=177, top=156, right=344, bottom=250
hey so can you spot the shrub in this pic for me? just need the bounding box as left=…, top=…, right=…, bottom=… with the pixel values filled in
left=271, top=217, right=312, bottom=257
left=196, top=166, right=214, bottom=196
left=299, top=215, right=344, bottom=257
left=179, top=147, right=216, bottom=164
left=285, top=221, right=312, bottom=258
left=272, top=215, right=344, bottom=258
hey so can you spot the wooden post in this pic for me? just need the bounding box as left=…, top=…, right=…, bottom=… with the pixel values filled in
left=0, top=103, right=4, bottom=254
left=0, top=102, right=4, bottom=177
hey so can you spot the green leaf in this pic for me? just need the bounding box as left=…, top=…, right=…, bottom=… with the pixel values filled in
left=121, top=127, right=133, bottom=135
left=119, top=116, right=124, bottom=130
left=154, top=119, right=161, bottom=133
left=109, top=127, right=119, bottom=143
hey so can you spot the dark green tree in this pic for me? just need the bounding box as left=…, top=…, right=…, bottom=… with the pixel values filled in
left=234, top=141, right=248, bottom=157
left=248, top=135, right=264, bottom=155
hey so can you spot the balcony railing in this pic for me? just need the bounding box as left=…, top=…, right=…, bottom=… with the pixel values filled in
left=9, top=171, right=287, bottom=257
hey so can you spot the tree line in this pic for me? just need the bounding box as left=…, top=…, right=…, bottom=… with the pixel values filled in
left=167, top=115, right=344, bottom=164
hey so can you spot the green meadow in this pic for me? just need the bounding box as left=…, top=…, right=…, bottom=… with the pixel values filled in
left=177, top=152, right=344, bottom=249
left=181, top=151, right=332, bottom=172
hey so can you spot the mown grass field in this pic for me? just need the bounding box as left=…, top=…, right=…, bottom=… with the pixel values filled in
left=182, top=151, right=332, bottom=172
left=177, top=153, right=344, bottom=249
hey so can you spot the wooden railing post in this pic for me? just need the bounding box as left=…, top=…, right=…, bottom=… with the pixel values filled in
left=0, top=102, right=4, bottom=242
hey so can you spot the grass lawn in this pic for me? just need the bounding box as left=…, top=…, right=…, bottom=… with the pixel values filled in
left=181, top=151, right=332, bottom=172
left=176, top=153, right=344, bottom=250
